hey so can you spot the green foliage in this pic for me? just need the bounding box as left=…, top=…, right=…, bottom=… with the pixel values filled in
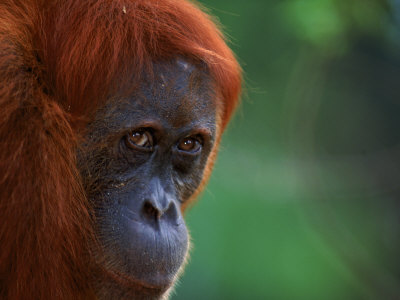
left=281, top=0, right=388, bottom=54
left=174, top=0, right=400, bottom=299
left=283, top=0, right=347, bottom=51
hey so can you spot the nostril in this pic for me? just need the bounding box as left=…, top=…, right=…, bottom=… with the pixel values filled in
left=142, top=200, right=161, bottom=221
left=164, top=202, right=177, bottom=220
left=141, top=198, right=179, bottom=224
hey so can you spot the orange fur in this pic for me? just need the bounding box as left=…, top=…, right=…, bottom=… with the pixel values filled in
left=0, top=0, right=241, bottom=298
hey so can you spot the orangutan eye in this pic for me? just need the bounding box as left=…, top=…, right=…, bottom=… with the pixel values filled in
left=125, top=130, right=154, bottom=150
left=177, top=136, right=202, bottom=153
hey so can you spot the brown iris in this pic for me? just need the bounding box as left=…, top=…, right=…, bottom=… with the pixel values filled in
left=126, top=130, right=153, bottom=150
left=178, top=136, right=202, bottom=153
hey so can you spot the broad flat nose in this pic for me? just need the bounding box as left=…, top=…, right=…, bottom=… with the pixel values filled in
left=142, top=199, right=171, bottom=219
left=141, top=178, right=178, bottom=223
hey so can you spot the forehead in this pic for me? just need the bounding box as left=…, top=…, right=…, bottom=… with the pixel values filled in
left=105, top=59, right=217, bottom=130
left=137, top=59, right=216, bottom=126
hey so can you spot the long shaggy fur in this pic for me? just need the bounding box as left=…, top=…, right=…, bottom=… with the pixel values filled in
left=0, top=0, right=241, bottom=298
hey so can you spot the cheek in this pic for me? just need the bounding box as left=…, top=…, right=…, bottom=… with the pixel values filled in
left=172, top=148, right=215, bottom=201
left=173, top=169, right=203, bottom=201
left=181, top=130, right=222, bottom=210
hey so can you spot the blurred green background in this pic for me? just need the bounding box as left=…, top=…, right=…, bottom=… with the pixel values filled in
left=174, top=0, right=400, bottom=299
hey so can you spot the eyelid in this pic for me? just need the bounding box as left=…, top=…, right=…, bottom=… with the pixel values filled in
left=186, top=134, right=203, bottom=144
left=185, top=129, right=212, bottom=143
left=125, top=121, right=163, bottom=135
left=123, top=126, right=157, bottom=139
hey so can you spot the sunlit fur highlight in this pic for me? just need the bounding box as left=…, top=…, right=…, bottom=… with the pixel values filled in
left=0, top=0, right=241, bottom=299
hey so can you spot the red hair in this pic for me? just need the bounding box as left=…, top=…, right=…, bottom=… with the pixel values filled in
left=42, top=0, right=241, bottom=128
left=0, top=0, right=241, bottom=298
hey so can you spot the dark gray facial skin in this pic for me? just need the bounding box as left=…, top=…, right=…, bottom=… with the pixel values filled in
left=77, top=59, right=217, bottom=299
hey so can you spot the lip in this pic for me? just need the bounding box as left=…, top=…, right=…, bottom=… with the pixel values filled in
left=101, top=266, right=172, bottom=294
left=103, top=214, right=187, bottom=286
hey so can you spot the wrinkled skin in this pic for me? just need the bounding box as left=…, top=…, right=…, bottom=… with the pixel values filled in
left=77, top=59, right=217, bottom=299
